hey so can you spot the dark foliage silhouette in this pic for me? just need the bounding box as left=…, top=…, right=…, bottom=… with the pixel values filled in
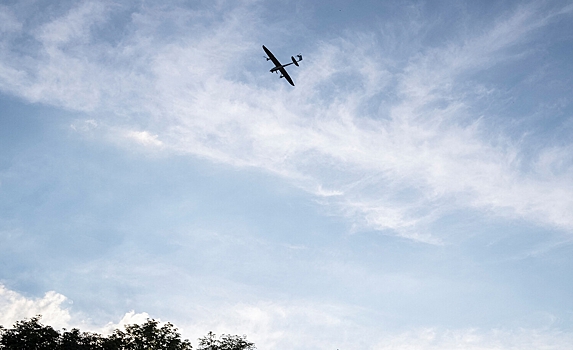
left=197, top=331, right=255, bottom=350
left=0, top=316, right=255, bottom=350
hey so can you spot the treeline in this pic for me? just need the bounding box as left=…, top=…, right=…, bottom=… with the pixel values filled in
left=0, top=316, right=255, bottom=350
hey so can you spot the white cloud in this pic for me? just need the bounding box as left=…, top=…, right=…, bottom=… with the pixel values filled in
left=134, top=3, right=573, bottom=239
left=181, top=301, right=349, bottom=345
left=0, top=1, right=572, bottom=242
left=0, top=284, right=71, bottom=330
left=70, top=119, right=99, bottom=132
left=99, top=310, right=152, bottom=335
left=0, top=284, right=151, bottom=334
left=35, top=1, right=106, bottom=46
left=125, top=130, right=163, bottom=147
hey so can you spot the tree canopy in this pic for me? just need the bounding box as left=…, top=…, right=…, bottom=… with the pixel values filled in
left=0, top=316, right=255, bottom=350
left=196, top=331, right=255, bottom=350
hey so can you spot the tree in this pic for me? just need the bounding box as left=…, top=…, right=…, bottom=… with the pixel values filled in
left=59, top=328, right=105, bottom=350
left=0, top=316, right=255, bottom=350
left=197, top=332, right=255, bottom=350
left=0, top=316, right=60, bottom=350
left=106, top=319, right=192, bottom=350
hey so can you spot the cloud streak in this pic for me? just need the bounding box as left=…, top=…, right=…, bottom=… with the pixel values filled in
left=0, top=1, right=572, bottom=243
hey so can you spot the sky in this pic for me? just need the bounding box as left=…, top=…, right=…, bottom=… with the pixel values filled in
left=1, top=0, right=573, bottom=348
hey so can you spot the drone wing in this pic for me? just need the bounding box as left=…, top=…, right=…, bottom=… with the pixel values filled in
left=263, top=45, right=282, bottom=68
left=279, top=67, right=295, bottom=86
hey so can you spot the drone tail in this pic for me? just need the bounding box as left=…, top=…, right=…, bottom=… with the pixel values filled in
left=291, top=56, right=300, bottom=67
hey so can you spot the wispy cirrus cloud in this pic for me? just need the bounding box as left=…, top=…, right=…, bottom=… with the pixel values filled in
left=1, top=1, right=572, bottom=243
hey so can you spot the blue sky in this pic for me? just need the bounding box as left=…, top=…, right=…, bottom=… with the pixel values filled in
left=1, top=0, right=573, bottom=348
